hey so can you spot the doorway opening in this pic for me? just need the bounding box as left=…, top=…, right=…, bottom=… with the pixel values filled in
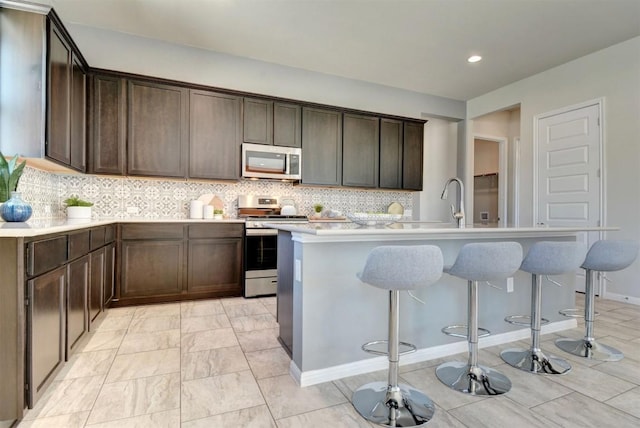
left=473, top=136, right=507, bottom=227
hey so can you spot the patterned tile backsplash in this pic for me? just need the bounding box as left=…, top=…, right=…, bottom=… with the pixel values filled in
left=18, top=166, right=414, bottom=220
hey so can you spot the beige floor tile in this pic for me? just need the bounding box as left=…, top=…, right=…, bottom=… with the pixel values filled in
left=546, top=361, right=635, bottom=401
left=95, top=315, right=132, bottom=332
left=424, top=404, right=468, bottom=428
left=181, top=346, right=249, bottom=380
left=17, top=411, right=89, bottom=427
left=22, top=375, right=104, bottom=420
left=593, top=336, right=640, bottom=362
left=593, top=358, right=640, bottom=385
left=181, top=327, right=239, bottom=353
left=490, top=362, right=573, bottom=407
left=606, top=386, right=640, bottom=418
left=55, top=349, right=117, bottom=380
left=87, top=373, right=180, bottom=425
left=449, top=395, right=561, bottom=428
left=533, top=391, right=640, bottom=427
left=84, top=409, right=180, bottom=428
left=133, top=303, right=181, bottom=319
left=224, top=302, right=269, bottom=318
left=230, top=314, right=278, bottom=333
left=258, top=296, right=277, bottom=305
left=332, top=370, right=387, bottom=399
left=258, top=374, right=347, bottom=420
left=245, top=347, right=291, bottom=379
left=117, top=329, right=180, bottom=355
left=235, top=327, right=281, bottom=352
left=79, top=330, right=126, bottom=353
left=106, top=348, right=180, bottom=383
left=103, top=307, right=137, bottom=317
left=181, top=370, right=264, bottom=422
left=181, top=314, right=231, bottom=333
left=220, top=297, right=251, bottom=307
left=128, top=315, right=181, bottom=333
left=263, top=302, right=277, bottom=317
left=181, top=405, right=276, bottom=428
left=276, top=403, right=371, bottom=428
left=181, top=299, right=225, bottom=317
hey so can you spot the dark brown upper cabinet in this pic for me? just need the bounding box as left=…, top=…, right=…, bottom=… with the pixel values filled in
left=190, top=90, right=242, bottom=180
left=88, top=74, right=126, bottom=175
left=70, top=54, right=86, bottom=171
left=342, top=113, right=379, bottom=188
left=127, top=80, right=188, bottom=178
left=402, top=122, right=424, bottom=190
left=379, top=118, right=403, bottom=189
left=302, top=107, right=343, bottom=186
left=243, top=98, right=302, bottom=148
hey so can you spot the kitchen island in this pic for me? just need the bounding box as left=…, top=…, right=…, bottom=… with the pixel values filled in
left=268, top=222, right=609, bottom=387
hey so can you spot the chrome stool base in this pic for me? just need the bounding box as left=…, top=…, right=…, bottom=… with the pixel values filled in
left=352, top=381, right=435, bottom=427
left=555, top=337, right=623, bottom=361
left=435, top=361, right=511, bottom=396
left=501, top=347, right=571, bottom=375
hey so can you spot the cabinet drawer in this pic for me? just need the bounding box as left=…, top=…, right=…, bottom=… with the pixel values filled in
left=90, top=227, right=106, bottom=250
left=27, top=236, right=68, bottom=277
left=189, top=223, right=244, bottom=239
left=120, top=223, right=184, bottom=240
left=68, top=230, right=90, bottom=261
left=104, top=224, right=115, bottom=243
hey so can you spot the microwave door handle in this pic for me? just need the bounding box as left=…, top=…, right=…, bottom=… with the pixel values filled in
left=285, top=155, right=290, bottom=175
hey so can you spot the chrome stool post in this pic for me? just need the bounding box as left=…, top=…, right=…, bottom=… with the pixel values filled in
left=435, top=242, right=523, bottom=396
left=352, top=245, right=443, bottom=427
left=556, top=240, right=639, bottom=361
left=501, top=241, right=586, bottom=375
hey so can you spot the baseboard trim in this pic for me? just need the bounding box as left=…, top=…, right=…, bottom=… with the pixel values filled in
left=602, top=291, right=640, bottom=306
left=290, top=319, right=577, bottom=387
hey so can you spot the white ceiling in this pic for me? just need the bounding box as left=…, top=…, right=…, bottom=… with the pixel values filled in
left=48, top=0, right=640, bottom=101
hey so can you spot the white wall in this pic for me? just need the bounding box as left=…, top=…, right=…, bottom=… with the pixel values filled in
left=467, top=36, right=640, bottom=302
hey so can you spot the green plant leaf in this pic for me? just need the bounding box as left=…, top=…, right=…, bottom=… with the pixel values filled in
left=8, top=160, right=26, bottom=193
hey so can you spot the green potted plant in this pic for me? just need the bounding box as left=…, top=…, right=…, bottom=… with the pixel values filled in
left=213, top=208, right=224, bottom=220
left=64, top=195, right=94, bottom=220
left=0, top=152, right=31, bottom=222
left=313, top=203, right=324, bottom=218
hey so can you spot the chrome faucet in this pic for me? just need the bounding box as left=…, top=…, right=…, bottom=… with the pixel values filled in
left=441, top=177, right=465, bottom=228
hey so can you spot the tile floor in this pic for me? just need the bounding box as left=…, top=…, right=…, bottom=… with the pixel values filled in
left=19, top=294, right=640, bottom=427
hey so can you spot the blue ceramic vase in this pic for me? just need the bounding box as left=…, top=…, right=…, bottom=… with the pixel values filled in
left=1, top=191, right=33, bottom=222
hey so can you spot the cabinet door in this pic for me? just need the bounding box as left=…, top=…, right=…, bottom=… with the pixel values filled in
left=243, top=98, right=273, bottom=145
left=189, top=90, right=242, bottom=180
left=120, top=240, right=184, bottom=298
left=274, top=102, right=301, bottom=148
left=89, top=248, right=104, bottom=326
left=47, top=24, right=71, bottom=165
left=67, top=255, right=88, bottom=358
left=301, top=107, right=342, bottom=186
left=128, top=80, right=188, bottom=177
left=26, top=266, right=66, bottom=408
left=379, top=118, right=403, bottom=189
left=403, top=122, right=424, bottom=190
left=103, top=243, right=115, bottom=307
left=342, top=113, right=379, bottom=188
left=69, top=54, right=86, bottom=172
left=188, top=238, right=242, bottom=296
left=89, top=75, right=126, bottom=175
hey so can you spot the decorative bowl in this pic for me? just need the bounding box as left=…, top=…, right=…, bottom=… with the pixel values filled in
left=347, top=212, right=402, bottom=226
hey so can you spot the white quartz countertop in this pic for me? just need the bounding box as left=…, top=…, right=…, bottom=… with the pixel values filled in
left=265, top=221, right=616, bottom=242
left=0, top=218, right=245, bottom=238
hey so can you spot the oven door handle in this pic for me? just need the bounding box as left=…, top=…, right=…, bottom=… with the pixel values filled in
left=246, top=228, right=278, bottom=236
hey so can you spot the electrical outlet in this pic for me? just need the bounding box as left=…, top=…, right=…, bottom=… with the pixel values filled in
left=126, top=206, right=139, bottom=214
left=507, top=277, right=514, bottom=293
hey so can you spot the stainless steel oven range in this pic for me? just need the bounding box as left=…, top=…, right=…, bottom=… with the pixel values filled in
left=238, top=195, right=307, bottom=297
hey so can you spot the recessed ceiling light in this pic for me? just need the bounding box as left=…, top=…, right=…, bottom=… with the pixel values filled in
left=467, top=55, right=482, bottom=63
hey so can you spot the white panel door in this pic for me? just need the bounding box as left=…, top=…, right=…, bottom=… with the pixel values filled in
left=537, top=103, right=601, bottom=293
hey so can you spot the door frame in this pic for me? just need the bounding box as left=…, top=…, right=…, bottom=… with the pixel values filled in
left=532, top=98, right=606, bottom=292
left=472, top=134, right=508, bottom=227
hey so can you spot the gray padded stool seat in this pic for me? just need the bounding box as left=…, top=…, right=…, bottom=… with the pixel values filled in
left=556, top=240, right=639, bottom=361
left=435, top=242, right=522, bottom=396
left=352, top=245, right=443, bottom=427
left=501, top=241, right=587, bottom=375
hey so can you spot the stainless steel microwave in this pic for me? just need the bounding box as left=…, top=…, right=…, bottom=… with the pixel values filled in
left=241, top=143, right=302, bottom=180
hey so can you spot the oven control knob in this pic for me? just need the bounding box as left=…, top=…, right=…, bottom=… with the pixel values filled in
left=254, top=222, right=262, bottom=228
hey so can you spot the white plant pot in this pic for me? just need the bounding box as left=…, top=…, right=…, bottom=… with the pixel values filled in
left=67, top=206, right=92, bottom=219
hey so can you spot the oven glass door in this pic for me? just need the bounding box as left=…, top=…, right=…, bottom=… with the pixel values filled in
left=245, top=230, right=278, bottom=271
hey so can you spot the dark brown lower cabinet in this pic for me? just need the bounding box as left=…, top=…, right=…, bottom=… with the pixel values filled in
left=66, top=255, right=89, bottom=358
left=26, top=266, right=66, bottom=408
left=103, top=243, right=115, bottom=307
left=89, top=248, right=105, bottom=325
left=188, top=238, right=242, bottom=296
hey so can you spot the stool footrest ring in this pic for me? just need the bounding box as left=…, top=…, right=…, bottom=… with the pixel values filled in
left=504, top=315, right=550, bottom=327
left=362, top=340, right=417, bottom=356
left=559, top=308, right=599, bottom=318
left=441, top=324, right=490, bottom=339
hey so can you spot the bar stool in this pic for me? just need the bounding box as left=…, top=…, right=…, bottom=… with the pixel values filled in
left=501, top=241, right=587, bottom=375
left=435, top=242, right=522, bottom=396
left=352, top=245, right=443, bottom=427
left=555, top=240, right=639, bottom=361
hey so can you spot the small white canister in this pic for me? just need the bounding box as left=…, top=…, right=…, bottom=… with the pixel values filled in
left=189, top=200, right=204, bottom=219
left=203, top=205, right=214, bottom=219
